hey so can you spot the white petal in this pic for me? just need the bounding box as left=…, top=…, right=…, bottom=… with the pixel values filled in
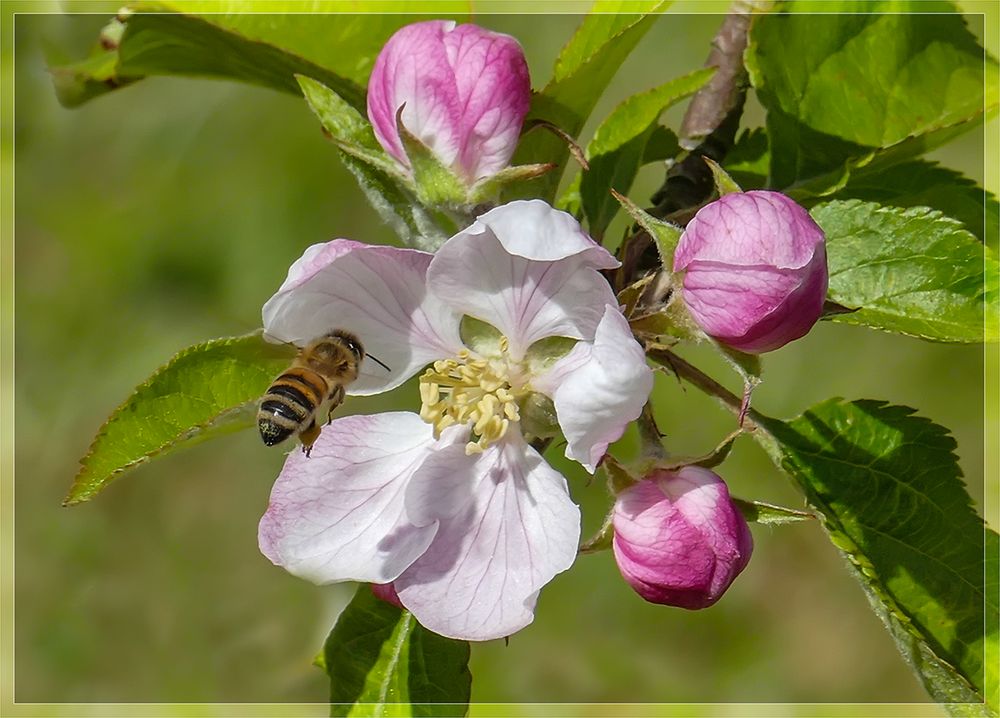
left=535, top=305, right=653, bottom=473
left=428, top=203, right=618, bottom=359
left=475, top=200, right=619, bottom=267
left=262, top=240, right=463, bottom=394
left=404, top=424, right=476, bottom=526
left=395, top=433, right=580, bottom=641
left=258, top=413, right=439, bottom=585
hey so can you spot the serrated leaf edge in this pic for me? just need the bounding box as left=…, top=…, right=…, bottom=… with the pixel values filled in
left=65, top=332, right=284, bottom=506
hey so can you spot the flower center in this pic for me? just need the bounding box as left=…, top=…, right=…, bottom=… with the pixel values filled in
left=419, top=339, right=528, bottom=454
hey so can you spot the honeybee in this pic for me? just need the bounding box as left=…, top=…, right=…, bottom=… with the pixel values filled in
left=257, top=330, right=388, bottom=456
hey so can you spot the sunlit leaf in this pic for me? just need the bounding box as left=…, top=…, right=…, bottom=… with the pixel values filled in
left=812, top=201, right=996, bottom=343
left=746, top=1, right=997, bottom=190
left=50, top=3, right=468, bottom=110
left=65, top=333, right=293, bottom=506
left=761, top=399, right=995, bottom=710
left=827, top=161, right=998, bottom=243
left=508, top=1, right=667, bottom=201
left=578, top=68, right=714, bottom=238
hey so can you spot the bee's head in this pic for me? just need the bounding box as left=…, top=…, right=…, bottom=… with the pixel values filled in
left=330, top=330, right=365, bottom=363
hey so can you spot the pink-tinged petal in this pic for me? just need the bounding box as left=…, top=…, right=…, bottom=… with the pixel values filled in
left=367, top=20, right=462, bottom=171
left=262, top=239, right=463, bottom=394
left=395, top=433, right=580, bottom=641
left=367, top=21, right=531, bottom=182
left=428, top=202, right=618, bottom=359
left=403, top=424, right=475, bottom=526
left=443, top=25, right=531, bottom=180
left=674, top=191, right=822, bottom=271
left=613, top=480, right=717, bottom=602
left=682, top=252, right=828, bottom=353
left=258, top=413, right=439, bottom=585
left=612, top=467, right=753, bottom=609
left=673, top=191, right=828, bottom=354
left=534, top=306, right=653, bottom=473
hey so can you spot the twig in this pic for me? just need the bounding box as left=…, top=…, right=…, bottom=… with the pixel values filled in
left=646, top=345, right=764, bottom=433
left=650, top=3, right=756, bottom=218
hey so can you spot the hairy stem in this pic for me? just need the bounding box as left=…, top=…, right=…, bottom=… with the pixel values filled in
left=646, top=345, right=767, bottom=435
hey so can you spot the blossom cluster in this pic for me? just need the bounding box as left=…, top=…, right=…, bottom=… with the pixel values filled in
left=256, top=20, right=828, bottom=641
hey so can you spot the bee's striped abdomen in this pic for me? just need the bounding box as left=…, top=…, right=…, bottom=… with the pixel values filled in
left=257, top=369, right=329, bottom=447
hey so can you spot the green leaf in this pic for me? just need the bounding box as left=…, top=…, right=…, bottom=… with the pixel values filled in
left=723, top=128, right=769, bottom=189
left=50, top=4, right=468, bottom=110
left=732, top=498, right=814, bottom=525
left=827, top=161, right=998, bottom=243
left=65, top=332, right=294, bottom=506
left=50, top=49, right=136, bottom=108
left=760, top=399, right=995, bottom=709
left=746, top=2, right=997, bottom=190
left=812, top=200, right=997, bottom=343
left=578, top=68, right=715, bottom=239
left=324, top=585, right=472, bottom=717
left=642, top=125, right=681, bottom=165
left=508, top=1, right=667, bottom=201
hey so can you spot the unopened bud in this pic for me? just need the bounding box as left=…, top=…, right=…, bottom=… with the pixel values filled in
left=673, top=191, right=827, bottom=353
left=367, top=20, right=531, bottom=184
left=612, top=467, right=752, bottom=609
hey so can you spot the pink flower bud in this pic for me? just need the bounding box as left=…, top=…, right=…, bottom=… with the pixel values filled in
left=612, top=467, right=752, bottom=609
left=673, top=191, right=828, bottom=353
left=367, top=20, right=531, bottom=183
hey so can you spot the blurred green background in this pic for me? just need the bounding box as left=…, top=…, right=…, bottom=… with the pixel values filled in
left=11, top=9, right=992, bottom=708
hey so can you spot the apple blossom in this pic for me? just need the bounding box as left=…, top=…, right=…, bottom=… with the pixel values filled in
left=257, top=200, right=653, bottom=641
left=673, top=190, right=828, bottom=353
left=613, top=466, right=753, bottom=609
left=366, top=20, right=531, bottom=183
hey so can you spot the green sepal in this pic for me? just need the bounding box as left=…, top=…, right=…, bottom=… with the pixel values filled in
left=519, top=393, right=561, bottom=441
left=297, top=75, right=402, bottom=178
left=579, top=509, right=615, bottom=555
left=467, top=163, right=556, bottom=206
left=703, top=157, right=743, bottom=196
left=629, top=300, right=701, bottom=343
left=459, top=316, right=504, bottom=357
left=396, top=107, right=468, bottom=209
left=732, top=498, right=815, bottom=525
left=602, top=453, right=639, bottom=495
left=650, top=428, right=743, bottom=475
left=612, top=190, right=684, bottom=270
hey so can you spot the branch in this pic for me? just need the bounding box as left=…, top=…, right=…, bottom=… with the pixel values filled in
left=650, top=2, right=758, bottom=217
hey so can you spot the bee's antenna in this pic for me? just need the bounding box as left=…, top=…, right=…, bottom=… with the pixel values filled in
left=367, top=353, right=392, bottom=372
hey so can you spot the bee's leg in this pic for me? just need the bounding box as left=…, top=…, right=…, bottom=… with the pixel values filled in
left=326, top=385, right=346, bottom=425
left=300, top=419, right=321, bottom=457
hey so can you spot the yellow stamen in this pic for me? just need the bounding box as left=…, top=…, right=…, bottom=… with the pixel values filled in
left=418, top=340, right=527, bottom=454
